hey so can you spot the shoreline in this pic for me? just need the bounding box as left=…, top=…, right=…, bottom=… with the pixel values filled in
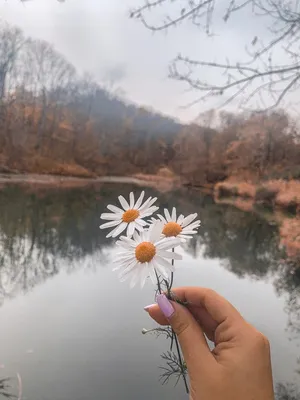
left=0, top=173, right=153, bottom=188
left=0, top=172, right=182, bottom=191
left=0, top=172, right=298, bottom=261
left=215, top=195, right=300, bottom=262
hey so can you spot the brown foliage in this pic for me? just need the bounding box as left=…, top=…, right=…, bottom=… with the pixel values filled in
left=215, top=181, right=256, bottom=199
left=172, top=110, right=300, bottom=187
left=280, top=218, right=300, bottom=259
left=0, top=22, right=300, bottom=192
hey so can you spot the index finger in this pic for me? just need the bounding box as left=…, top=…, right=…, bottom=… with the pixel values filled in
left=171, top=287, right=243, bottom=325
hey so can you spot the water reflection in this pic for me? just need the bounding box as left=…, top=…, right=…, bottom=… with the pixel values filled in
left=0, top=377, right=16, bottom=399
left=0, top=185, right=286, bottom=300
left=0, top=183, right=299, bottom=398
left=274, top=264, right=300, bottom=339
left=0, top=185, right=114, bottom=303
left=275, top=383, right=300, bottom=400
left=0, top=184, right=297, bottom=309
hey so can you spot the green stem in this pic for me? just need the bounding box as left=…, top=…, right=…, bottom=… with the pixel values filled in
left=174, top=333, right=189, bottom=394
left=169, top=250, right=189, bottom=394
left=169, top=248, right=175, bottom=291
left=155, top=269, right=162, bottom=295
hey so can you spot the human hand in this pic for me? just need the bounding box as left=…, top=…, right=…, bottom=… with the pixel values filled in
left=144, top=287, right=274, bottom=400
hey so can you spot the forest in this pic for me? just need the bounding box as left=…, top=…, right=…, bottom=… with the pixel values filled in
left=0, top=20, right=299, bottom=260
left=0, top=21, right=299, bottom=183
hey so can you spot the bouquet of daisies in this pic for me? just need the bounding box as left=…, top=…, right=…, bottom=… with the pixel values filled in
left=100, top=191, right=200, bottom=393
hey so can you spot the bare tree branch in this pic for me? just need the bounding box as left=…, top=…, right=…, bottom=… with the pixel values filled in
left=131, top=0, right=300, bottom=109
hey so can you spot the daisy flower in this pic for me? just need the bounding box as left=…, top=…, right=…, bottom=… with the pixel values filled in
left=114, top=221, right=182, bottom=288
left=100, top=191, right=159, bottom=238
left=150, top=208, right=200, bottom=242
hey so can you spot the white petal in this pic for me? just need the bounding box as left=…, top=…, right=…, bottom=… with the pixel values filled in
left=135, top=218, right=147, bottom=227
left=184, top=221, right=200, bottom=230
left=114, top=250, right=130, bottom=257
left=149, top=221, right=164, bottom=242
left=154, top=260, right=170, bottom=278
left=114, top=253, right=134, bottom=262
left=156, top=238, right=181, bottom=250
left=182, top=214, right=197, bottom=228
left=140, top=208, right=159, bottom=219
left=99, top=220, right=121, bottom=229
left=127, top=222, right=135, bottom=237
left=110, top=222, right=127, bottom=238
left=177, top=214, right=185, bottom=225
left=114, top=258, right=136, bottom=269
left=130, top=270, right=140, bottom=288
left=157, top=214, right=167, bottom=224
left=157, top=250, right=182, bottom=260
left=179, top=234, right=192, bottom=240
left=112, top=222, right=128, bottom=238
left=119, top=236, right=136, bottom=247
left=164, top=209, right=172, bottom=222
left=135, top=223, right=144, bottom=233
left=129, top=192, right=135, bottom=209
left=171, top=207, right=177, bottom=221
left=140, top=230, right=147, bottom=242
left=118, top=195, right=130, bottom=210
left=147, top=197, right=158, bottom=208
left=149, top=265, right=157, bottom=284
left=119, top=260, right=138, bottom=278
left=133, top=230, right=141, bottom=242
left=134, top=191, right=145, bottom=209
left=181, top=230, right=198, bottom=235
left=140, top=268, right=148, bottom=288
left=155, top=255, right=174, bottom=270
left=107, top=204, right=123, bottom=214
left=139, top=197, right=157, bottom=211
left=116, top=240, right=132, bottom=249
left=100, top=213, right=122, bottom=221
left=138, top=196, right=151, bottom=211
left=119, top=274, right=130, bottom=283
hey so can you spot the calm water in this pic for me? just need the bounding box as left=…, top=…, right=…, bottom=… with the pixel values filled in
left=0, top=184, right=299, bottom=400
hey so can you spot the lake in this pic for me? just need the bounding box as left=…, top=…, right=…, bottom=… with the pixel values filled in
left=0, top=183, right=299, bottom=400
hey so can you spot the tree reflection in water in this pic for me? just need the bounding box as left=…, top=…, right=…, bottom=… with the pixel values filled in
left=0, top=184, right=299, bottom=397
left=275, top=383, right=300, bottom=400
left=0, top=185, right=116, bottom=304
left=0, top=377, right=17, bottom=399
left=0, top=184, right=297, bottom=308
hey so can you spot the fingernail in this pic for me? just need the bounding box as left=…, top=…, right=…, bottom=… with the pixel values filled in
left=144, top=304, right=156, bottom=312
left=157, top=294, right=175, bottom=319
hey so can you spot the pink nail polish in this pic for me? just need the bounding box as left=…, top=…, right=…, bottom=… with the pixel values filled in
left=144, top=304, right=156, bottom=312
left=157, top=294, right=175, bottom=319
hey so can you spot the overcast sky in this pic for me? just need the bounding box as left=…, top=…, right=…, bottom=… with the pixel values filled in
left=0, top=0, right=279, bottom=122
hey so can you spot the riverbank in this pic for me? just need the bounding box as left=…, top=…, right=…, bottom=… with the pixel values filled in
left=0, top=174, right=150, bottom=189
left=215, top=180, right=300, bottom=262
left=215, top=180, right=300, bottom=214
left=0, top=171, right=180, bottom=192
left=0, top=172, right=299, bottom=263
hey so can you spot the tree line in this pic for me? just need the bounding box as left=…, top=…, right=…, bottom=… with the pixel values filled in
left=0, top=21, right=181, bottom=177
left=0, top=21, right=299, bottom=184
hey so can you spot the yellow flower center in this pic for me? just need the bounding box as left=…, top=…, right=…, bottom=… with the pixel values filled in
left=122, top=209, right=140, bottom=223
left=135, top=242, right=156, bottom=263
left=162, top=222, right=182, bottom=237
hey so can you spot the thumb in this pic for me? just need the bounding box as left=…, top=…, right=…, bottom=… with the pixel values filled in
left=156, top=294, right=216, bottom=377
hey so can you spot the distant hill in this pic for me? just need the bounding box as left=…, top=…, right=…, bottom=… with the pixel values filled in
left=67, top=87, right=183, bottom=141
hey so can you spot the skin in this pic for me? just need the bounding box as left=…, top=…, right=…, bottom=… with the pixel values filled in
left=145, top=287, right=275, bottom=400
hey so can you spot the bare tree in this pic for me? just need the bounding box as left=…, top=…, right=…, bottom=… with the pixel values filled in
left=130, top=0, right=300, bottom=110
left=23, top=39, right=76, bottom=144
left=0, top=22, right=24, bottom=100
